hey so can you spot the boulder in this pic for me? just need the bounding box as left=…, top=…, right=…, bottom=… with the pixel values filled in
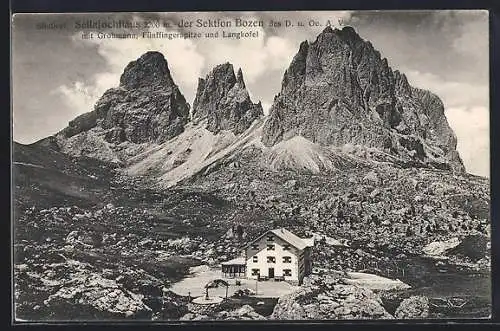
left=422, top=237, right=460, bottom=256
left=179, top=312, right=195, bottom=321
left=284, top=179, right=299, bottom=190
left=394, top=296, right=429, bottom=319
left=271, top=275, right=393, bottom=320
left=225, top=304, right=265, bottom=320
left=363, top=171, right=380, bottom=185
left=43, top=267, right=152, bottom=319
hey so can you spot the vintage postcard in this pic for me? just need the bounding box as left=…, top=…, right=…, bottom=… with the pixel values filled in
left=11, top=10, right=490, bottom=322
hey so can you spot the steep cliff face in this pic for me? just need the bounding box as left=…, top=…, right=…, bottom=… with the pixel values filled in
left=192, top=63, right=263, bottom=135
left=262, top=26, right=464, bottom=172
left=48, top=51, right=190, bottom=162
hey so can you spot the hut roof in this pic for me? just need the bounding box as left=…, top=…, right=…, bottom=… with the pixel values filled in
left=221, top=257, right=245, bottom=265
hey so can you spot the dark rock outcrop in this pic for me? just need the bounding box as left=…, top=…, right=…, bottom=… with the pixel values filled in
left=55, top=51, right=190, bottom=149
left=262, top=26, right=464, bottom=172
left=119, top=51, right=176, bottom=90
left=270, top=274, right=393, bottom=320
left=192, top=63, right=263, bottom=134
left=394, top=296, right=429, bottom=319
left=41, top=266, right=153, bottom=319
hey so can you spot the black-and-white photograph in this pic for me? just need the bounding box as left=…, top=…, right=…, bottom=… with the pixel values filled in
left=11, top=10, right=490, bottom=321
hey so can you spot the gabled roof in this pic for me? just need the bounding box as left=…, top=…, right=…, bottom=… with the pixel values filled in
left=243, top=228, right=311, bottom=251
left=221, top=257, right=245, bottom=265
left=271, top=228, right=309, bottom=250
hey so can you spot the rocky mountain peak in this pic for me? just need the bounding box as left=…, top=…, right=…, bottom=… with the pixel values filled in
left=262, top=26, right=465, bottom=172
left=192, top=63, right=263, bottom=135
left=336, top=25, right=362, bottom=42
left=313, top=26, right=363, bottom=49
left=236, top=68, right=246, bottom=88
left=51, top=51, right=190, bottom=162
left=119, top=51, right=175, bottom=90
left=216, top=62, right=236, bottom=76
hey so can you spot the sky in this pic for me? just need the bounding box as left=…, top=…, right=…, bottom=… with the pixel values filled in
left=11, top=10, right=489, bottom=177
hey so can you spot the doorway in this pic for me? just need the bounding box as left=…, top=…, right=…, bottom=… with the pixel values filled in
left=268, top=268, right=274, bottom=278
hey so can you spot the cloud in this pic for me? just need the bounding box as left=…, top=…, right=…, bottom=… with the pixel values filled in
left=54, top=13, right=300, bottom=117
left=404, top=69, right=488, bottom=109
left=196, top=17, right=297, bottom=85
left=452, top=18, right=488, bottom=62
left=202, top=34, right=296, bottom=84
left=55, top=22, right=206, bottom=115
left=54, top=71, right=119, bottom=116
left=445, top=106, right=489, bottom=177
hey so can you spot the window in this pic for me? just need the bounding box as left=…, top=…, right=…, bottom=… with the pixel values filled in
left=252, top=256, right=258, bottom=263
left=267, top=256, right=276, bottom=263
left=267, top=244, right=275, bottom=251
left=267, top=235, right=274, bottom=241
left=251, top=244, right=259, bottom=250
left=251, top=269, right=260, bottom=276
left=283, top=269, right=292, bottom=276
left=283, top=244, right=291, bottom=250
left=283, top=256, right=292, bottom=263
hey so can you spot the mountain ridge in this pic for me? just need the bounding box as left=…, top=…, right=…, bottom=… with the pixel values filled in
left=26, top=26, right=466, bottom=182
left=262, top=26, right=464, bottom=173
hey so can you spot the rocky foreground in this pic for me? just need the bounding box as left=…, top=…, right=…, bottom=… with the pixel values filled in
left=271, top=274, right=395, bottom=320
left=13, top=176, right=490, bottom=321
left=13, top=137, right=490, bottom=320
left=175, top=274, right=432, bottom=320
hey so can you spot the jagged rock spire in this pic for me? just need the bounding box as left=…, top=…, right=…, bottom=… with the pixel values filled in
left=236, top=68, right=246, bottom=89
left=192, top=63, right=263, bottom=134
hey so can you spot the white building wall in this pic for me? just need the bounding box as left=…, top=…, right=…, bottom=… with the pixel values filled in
left=245, top=233, right=301, bottom=283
